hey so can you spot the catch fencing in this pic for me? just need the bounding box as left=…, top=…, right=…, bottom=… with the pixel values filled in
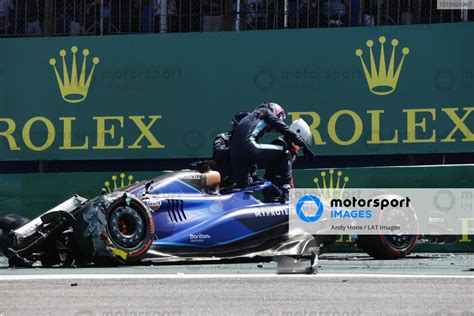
left=0, top=0, right=472, bottom=37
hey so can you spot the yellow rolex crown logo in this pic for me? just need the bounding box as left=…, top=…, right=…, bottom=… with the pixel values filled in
left=104, top=173, right=140, bottom=193
left=313, top=169, right=349, bottom=201
left=355, top=36, right=409, bottom=96
left=49, top=46, right=100, bottom=103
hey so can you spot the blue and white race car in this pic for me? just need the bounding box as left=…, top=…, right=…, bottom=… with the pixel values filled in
left=0, top=160, right=458, bottom=270
left=0, top=118, right=324, bottom=271
left=0, top=162, right=322, bottom=271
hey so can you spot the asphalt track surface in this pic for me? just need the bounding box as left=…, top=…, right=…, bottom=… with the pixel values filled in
left=0, top=253, right=473, bottom=316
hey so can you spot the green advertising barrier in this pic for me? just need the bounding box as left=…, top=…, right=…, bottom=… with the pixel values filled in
left=0, top=165, right=472, bottom=252
left=0, top=23, right=473, bottom=160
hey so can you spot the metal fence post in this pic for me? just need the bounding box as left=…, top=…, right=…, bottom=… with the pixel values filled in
left=461, top=9, right=468, bottom=22
left=100, top=0, right=104, bottom=35
left=235, top=0, right=241, bottom=31
left=377, top=0, right=382, bottom=25
left=43, top=0, right=53, bottom=36
left=161, top=0, right=168, bottom=33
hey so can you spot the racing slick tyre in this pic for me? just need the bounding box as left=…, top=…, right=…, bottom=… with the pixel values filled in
left=0, top=214, right=29, bottom=253
left=356, top=193, right=419, bottom=259
left=74, top=196, right=154, bottom=266
left=357, top=234, right=418, bottom=259
left=0, top=214, right=33, bottom=267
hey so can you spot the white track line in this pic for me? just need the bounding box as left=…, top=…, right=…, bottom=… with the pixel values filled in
left=0, top=273, right=472, bottom=281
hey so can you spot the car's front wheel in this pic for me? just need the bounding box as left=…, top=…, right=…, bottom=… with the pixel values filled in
left=0, top=214, right=29, bottom=253
left=0, top=214, right=32, bottom=267
left=74, top=195, right=154, bottom=266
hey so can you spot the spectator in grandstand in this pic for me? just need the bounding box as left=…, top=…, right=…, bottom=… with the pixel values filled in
left=69, top=20, right=84, bottom=35
left=11, top=0, right=42, bottom=35
left=288, top=0, right=318, bottom=29
left=0, top=0, right=13, bottom=34
left=26, top=0, right=42, bottom=35
left=141, top=0, right=177, bottom=33
left=58, top=0, right=85, bottom=35
left=321, top=0, right=346, bottom=27
left=202, top=0, right=224, bottom=32
left=361, top=0, right=376, bottom=26
left=14, top=0, right=43, bottom=35
left=400, top=0, right=413, bottom=25
left=87, top=0, right=111, bottom=35
left=289, top=0, right=358, bottom=28
left=243, top=0, right=275, bottom=30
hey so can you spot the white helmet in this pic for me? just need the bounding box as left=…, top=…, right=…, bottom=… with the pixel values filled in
left=290, top=118, right=312, bottom=145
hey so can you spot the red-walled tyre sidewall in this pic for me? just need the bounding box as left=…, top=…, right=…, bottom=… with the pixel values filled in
left=357, top=234, right=418, bottom=259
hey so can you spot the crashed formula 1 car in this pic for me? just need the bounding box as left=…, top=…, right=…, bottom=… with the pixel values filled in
left=0, top=163, right=320, bottom=271
left=0, top=161, right=457, bottom=271
left=0, top=117, right=322, bottom=272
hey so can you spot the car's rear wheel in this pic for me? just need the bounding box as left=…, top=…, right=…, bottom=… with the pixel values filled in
left=357, top=194, right=418, bottom=259
left=357, top=234, right=418, bottom=259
